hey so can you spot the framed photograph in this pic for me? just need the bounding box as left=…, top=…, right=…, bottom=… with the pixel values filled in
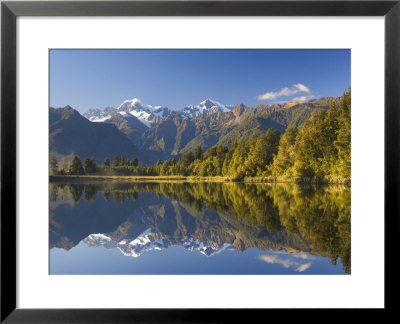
left=1, top=0, right=399, bottom=322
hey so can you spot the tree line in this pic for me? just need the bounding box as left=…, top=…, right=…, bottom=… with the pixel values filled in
left=49, top=154, right=140, bottom=176
left=50, top=88, right=350, bottom=183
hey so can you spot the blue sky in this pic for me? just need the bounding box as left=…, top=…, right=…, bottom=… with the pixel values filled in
left=50, top=49, right=350, bottom=114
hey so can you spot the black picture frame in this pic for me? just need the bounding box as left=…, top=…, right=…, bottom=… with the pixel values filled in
left=1, top=0, right=399, bottom=322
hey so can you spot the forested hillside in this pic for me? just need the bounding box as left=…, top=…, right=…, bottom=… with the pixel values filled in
left=139, top=98, right=339, bottom=158
left=51, top=89, right=351, bottom=184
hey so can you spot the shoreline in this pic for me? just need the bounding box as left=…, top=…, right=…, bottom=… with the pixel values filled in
left=49, top=175, right=350, bottom=186
left=50, top=175, right=235, bottom=183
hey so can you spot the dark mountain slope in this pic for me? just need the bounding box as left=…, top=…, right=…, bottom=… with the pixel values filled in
left=140, top=117, right=197, bottom=159
left=49, top=106, right=156, bottom=164
left=105, top=114, right=148, bottom=146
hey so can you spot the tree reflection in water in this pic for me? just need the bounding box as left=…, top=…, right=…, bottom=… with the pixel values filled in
left=49, top=181, right=350, bottom=274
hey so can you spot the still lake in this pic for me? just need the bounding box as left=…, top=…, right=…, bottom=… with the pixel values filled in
left=49, top=181, right=350, bottom=275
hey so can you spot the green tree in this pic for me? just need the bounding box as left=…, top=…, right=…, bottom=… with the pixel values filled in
left=60, top=157, right=69, bottom=174
left=83, top=157, right=96, bottom=174
left=102, top=157, right=110, bottom=168
left=245, top=129, right=281, bottom=176
left=131, top=157, right=138, bottom=167
left=180, top=152, right=194, bottom=176
left=69, top=155, right=84, bottom=175
left=288, top=89, right=351, bottom=183
left=120, top=155, right=125, bottom=166
left=194, top=145, right=203, bottom=160
left=154, top=159, right=162, bottom=175
left=272, top=127, right=298, bottom=177
left=334, top=88, right=351, bottom=180
left=50, top=156, right=58, bottom=175
left=228, top=141, right=250, bottom=180
left=112, top=155, right=120, bottom=168
left=160, top=158, right=176, bottom=175
left=293, top=109, right=330, bottom=181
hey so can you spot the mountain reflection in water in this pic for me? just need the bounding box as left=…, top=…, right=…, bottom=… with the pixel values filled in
left=49, top=181, right=350, bottom=274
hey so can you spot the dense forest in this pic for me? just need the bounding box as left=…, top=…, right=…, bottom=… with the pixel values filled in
left=50, top=89, right=351, bottom=184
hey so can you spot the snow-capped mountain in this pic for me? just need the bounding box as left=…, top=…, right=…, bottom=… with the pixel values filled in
left=83, top=98, right=233, bottom=127
left=83, top=98, right=170, bottom=128
left=83, top=228, right=235, bottom=258
left=178, top=99, right=233, bottom=118
left=84, top=106, right=118, bottom=122
left=117, top=98, right=170, bottom=127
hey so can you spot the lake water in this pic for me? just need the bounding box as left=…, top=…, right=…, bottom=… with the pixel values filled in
left=49, top=181, right=350, bottom=275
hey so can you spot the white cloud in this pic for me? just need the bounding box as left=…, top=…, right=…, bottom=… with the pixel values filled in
left=293, top=83, right=311, bottom=93
left=292, top=253, right=315, bottom=260
left=290, top=95, right=314, bottom=102
left=296, top=263, right=312, bottom=272
left=258, top=254, right=313, bottom=272
left=258, top=83, right=311, bottom=101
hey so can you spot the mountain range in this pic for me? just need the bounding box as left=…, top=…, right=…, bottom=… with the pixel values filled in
left=50, top=96, right=339, bottom=163
left=83, top=98, right=234, bottom=124
left=49, top=182, right=311, bottom=256
left=84, top=230, right=236, bottom=258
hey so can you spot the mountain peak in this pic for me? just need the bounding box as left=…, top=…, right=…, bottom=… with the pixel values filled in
left=58, top=105, right=83, bottom=120
left=199, top=98, right=225, bottom=109
left=131, top=98, right=141, bottom=104
left=232, top=103, right=246, bottom=118
left=200, top=98, right=216, bottom=106
left=118, top=98, right=144, bottom=112
left=83, top=97, right=171, bottom=128
left=178, top=98, right=230, bottom=118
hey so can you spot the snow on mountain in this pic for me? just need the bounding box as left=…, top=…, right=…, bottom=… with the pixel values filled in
left=83, top=107, right=117, bottom=122
left=117, top=98, right=171, bottom=127
left=178, top=99, right=232, bottom=118
left=83, top=98, right=232, bottom=126
left=83, top=98, right=170, bottom=127
left=83, top=228, right=235, bottom=258
left=128, top=110, right=153, bottom=127
left=117, top=98, right=144, bottom=112
left=116, top=99, right=166, bottom=127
